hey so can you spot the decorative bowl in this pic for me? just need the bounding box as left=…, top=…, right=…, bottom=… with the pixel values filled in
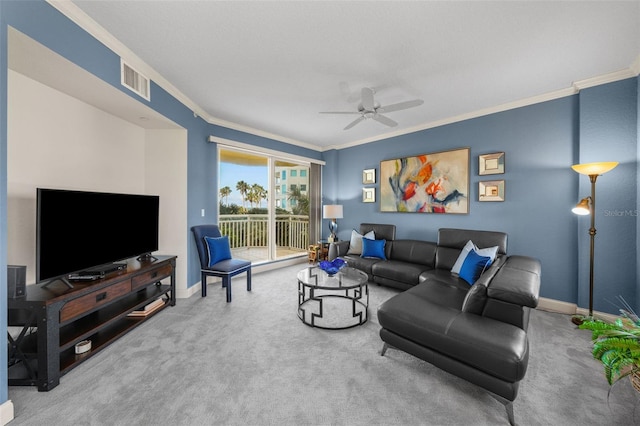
left=319, top=258, right=346, bottom=276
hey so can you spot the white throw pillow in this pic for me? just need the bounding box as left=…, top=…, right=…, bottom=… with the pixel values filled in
left=347, top=229, right=375, bottom=255
left=451, top=240, right=499, bottom=274
left=451, top=240, right=475, bottom=274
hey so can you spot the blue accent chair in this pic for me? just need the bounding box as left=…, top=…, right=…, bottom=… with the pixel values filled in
left=191, top=224, right=252, bottom=302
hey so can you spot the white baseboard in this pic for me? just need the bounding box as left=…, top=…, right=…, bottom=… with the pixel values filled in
left=536, top=296, right=618, bottom=322
left=0, top=400, right=14, bottom=425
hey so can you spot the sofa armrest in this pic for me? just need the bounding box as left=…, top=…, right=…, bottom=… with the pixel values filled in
left=329, top=241, right=350, bottom=260
left=487, top=255, right=541, bottom=308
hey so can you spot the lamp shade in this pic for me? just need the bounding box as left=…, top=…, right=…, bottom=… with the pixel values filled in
left=572, top=198, right=591, bottom=215
left=323, top=205, right=343, bottom=219
left=571, top=162, right=618, bottom=176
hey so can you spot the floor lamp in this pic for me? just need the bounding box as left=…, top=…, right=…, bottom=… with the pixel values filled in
left=570, top=161, right=618, bottom=325
left=322, top=204, right=343, bottom=242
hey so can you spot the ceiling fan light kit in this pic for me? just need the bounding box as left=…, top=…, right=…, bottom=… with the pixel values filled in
left=321, top=87, right=424, bottom=130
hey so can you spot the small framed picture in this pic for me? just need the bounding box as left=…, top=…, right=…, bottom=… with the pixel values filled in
left=479, top=152, right=505, bottom=175
left=362, top=187, right=375, bottom=203
left=363, top=169, right=376, bottom=184
left=479, top=180, right=505, bottom=202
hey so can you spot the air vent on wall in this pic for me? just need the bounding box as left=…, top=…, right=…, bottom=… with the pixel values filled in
left=121, top=59, right=150, bottom=101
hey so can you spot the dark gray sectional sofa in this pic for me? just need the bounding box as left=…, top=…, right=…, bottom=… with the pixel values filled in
left=329, top=223, right=541, bottom=425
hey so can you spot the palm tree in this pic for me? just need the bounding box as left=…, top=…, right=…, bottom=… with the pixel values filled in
left=235, top=181, right=249, bottom=210
left=251, top=184, right=267, bottom=208
left=287, top=186, right=309, bottom=215
left=219, top=186, right=231, bottom=206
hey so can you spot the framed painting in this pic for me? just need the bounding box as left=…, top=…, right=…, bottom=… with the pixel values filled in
left=479, top=152, right=505, bottom=175
left=362, top=169, right=376, bottom=184
left=479, top=180, right=505, bottom=202
left=380, top=147, right=469, bottom=213
left=362, top=187, right=375, bottom=203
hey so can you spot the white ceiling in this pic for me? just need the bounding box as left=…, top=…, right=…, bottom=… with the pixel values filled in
left=61, top=1, right=640, bottom=151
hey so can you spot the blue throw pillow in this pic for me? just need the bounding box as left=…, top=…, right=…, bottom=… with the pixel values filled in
left=361, top=238, right=386, bottom=260
left=459, top=249, right=492, bottom=285
left=204, top=235, right=232, bottom=267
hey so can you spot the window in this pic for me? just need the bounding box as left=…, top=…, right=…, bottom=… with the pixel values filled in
left=217, top=145, right=319, bottom=264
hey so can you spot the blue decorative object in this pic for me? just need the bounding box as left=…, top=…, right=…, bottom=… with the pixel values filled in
left=319, top=258, right=346, bottom=276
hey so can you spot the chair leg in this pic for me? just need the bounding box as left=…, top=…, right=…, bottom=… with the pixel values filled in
left=246, top=268, right=252, bottom=292
left=201, top=273, right=207, bottom=297
left=224, top=276, right=232, bottom=302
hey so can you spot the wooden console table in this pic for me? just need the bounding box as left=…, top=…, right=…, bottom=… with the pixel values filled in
left=7, top=255, right=176, bottom=391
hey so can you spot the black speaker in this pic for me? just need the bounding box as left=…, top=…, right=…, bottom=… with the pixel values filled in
left=8, top=265, right=26, bottom=298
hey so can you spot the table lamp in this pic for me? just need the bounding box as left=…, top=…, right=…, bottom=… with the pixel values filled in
left=322, top=205, right=343, bottom=242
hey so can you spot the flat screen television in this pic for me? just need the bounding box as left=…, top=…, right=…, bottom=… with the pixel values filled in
left=36, top=188, right=160, bottom=282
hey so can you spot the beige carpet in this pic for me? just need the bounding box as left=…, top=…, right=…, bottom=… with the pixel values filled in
left=8, top=264, right=640, bottom=425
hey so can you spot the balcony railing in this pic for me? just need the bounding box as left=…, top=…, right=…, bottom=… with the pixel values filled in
left=219, top=214, right=310, bottom=251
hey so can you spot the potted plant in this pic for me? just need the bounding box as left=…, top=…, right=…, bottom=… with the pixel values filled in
left=579, top=297, right=640, bottom=390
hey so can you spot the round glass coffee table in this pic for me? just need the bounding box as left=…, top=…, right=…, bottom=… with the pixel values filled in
left=297, top=266, right=369, bottom=330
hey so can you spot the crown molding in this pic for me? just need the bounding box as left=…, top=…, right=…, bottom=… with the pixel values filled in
left=629, top=54, right=640, bottom=76
left=325, top=86, right=578, bottom=151
left=572, top=67, right=639, bottom=91
left=45, top=1, right=640, bottom=155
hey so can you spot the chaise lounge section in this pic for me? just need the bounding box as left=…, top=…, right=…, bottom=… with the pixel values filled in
left=331, top=224, right=541, bottom=425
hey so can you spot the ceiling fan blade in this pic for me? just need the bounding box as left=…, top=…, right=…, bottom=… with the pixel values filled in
left=378, top=99, right=424, bottom=113
left=319, top=111, right=361, bottom=114
left=372, top=114, right=397, bottom=127
left=344, top=116, right=366, bottom=130
left=361, top=87, right=376, bottom=111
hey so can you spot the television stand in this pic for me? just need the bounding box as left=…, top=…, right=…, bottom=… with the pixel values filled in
left=7, top=255, right=176, bottom=391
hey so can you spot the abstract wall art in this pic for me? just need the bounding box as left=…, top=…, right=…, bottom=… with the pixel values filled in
left=380, top=147, right=469, bottom=213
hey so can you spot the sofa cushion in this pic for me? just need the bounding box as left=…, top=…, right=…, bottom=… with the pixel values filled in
left=436, top=228, right=507, bottom=270
left=362, top=238, right=387, bottom=259
left=347, top=229, right=375, bottom=255
left=419, top=268, right=469, bottom=290
left=372, top=260, right=433, bottom=287
left=377, top=287, right=530, bottom=383
left=359, top=223, right=396, bottom=241
left=487, top=255, right=541, bottom=308
left=388, top=240, right=437, bottom=267
left=461, top=255, right=507, bottom=315
left=341, top=254, right=381, bottom=279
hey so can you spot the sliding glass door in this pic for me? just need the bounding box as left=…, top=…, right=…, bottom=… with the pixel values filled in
left=218, top=147, right=314, bottom=263
left=273, top=160, right=310, bottom=260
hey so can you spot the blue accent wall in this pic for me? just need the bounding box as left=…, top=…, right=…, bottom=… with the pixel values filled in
left=577, top=78, right=638, bottom=314
left=323, top=82, right=639, bottom=315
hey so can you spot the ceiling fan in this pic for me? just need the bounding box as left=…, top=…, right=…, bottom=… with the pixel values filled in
left=320, top=87, right=424, bottom=130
